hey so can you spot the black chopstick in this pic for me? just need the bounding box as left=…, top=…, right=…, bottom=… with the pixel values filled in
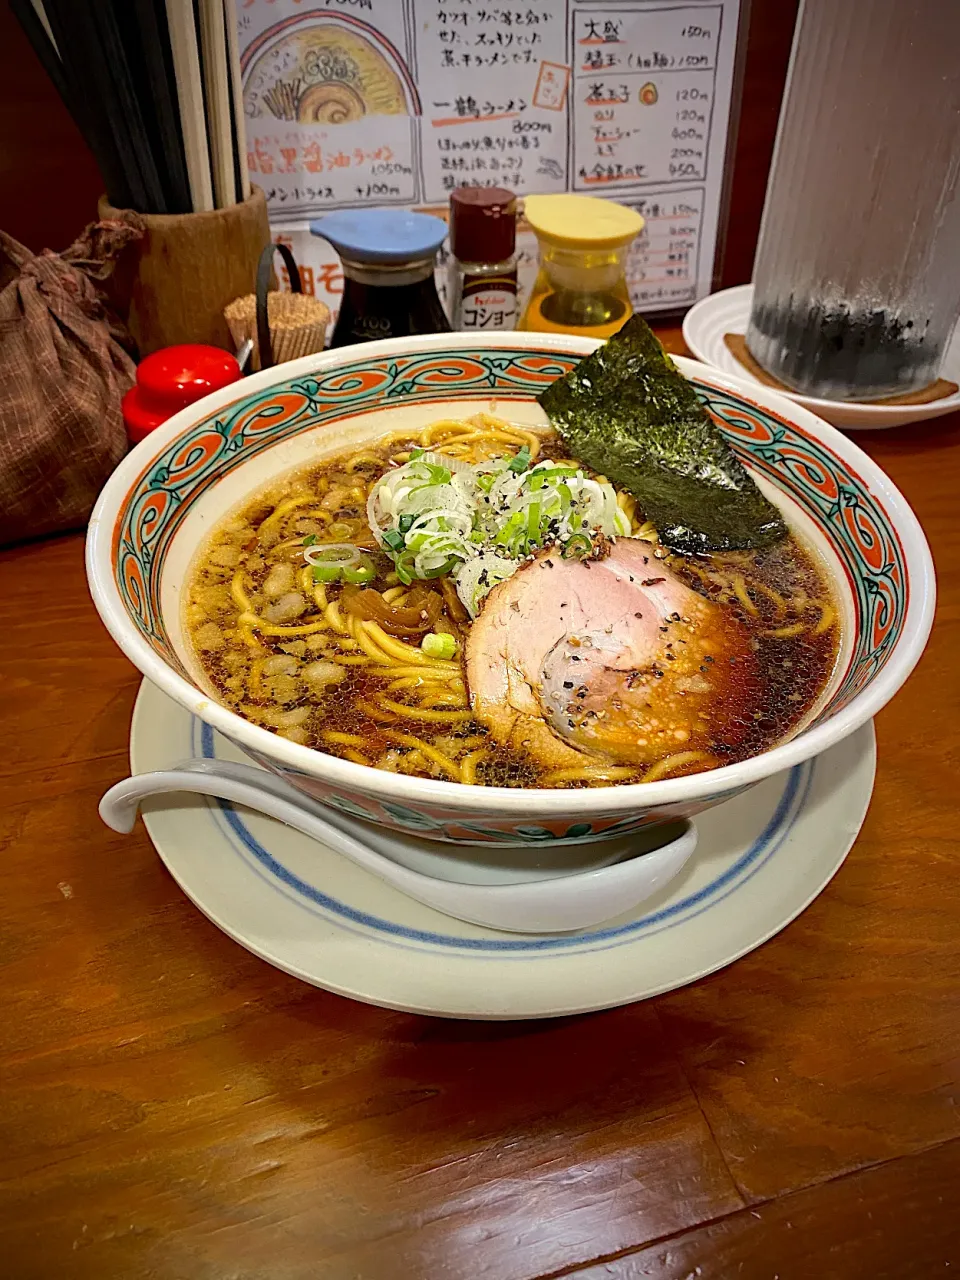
left=18, top=0, right=136, bottom=209
left=114, top=0, right=193, bottom=214
left=43, top=0, right=168, bottom=213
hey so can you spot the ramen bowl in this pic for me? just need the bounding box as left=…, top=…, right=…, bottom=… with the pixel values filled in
left=87, top=332, right=935, bottom=846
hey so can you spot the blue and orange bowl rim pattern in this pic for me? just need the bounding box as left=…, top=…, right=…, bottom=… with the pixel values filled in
left=90, top=335, right=934, bottom=823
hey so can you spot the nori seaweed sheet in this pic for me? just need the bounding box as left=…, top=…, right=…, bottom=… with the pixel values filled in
left=538, top=316, right=787, bottom=555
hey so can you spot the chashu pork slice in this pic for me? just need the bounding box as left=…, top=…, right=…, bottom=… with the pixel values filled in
left=465, top=539, right=760, bottom=772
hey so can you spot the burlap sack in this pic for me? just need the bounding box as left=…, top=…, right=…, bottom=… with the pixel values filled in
left=0, top=218, right=143, bottom=545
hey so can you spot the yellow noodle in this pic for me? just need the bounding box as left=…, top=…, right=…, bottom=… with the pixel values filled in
left=342, top=749, right=372, bottom=766
left=753, top=580, right=788, bottom=614
left=321, top=730, right=369, bottom=747
left=731, top=573, right=759, bottom=615
left=238, top=610, right=329, bottom=638
left=387, top=673, right=463, bottom=692
left=356, top=698, right=397, bottom=723
left=380, top=729, right=460, bottom=779
left=344, top=453, right=383, bottom=472
left=323, top=601, right=351, bottom=634
left=415, top=687, right=468, bottom=708
left=317, top=652, right=371, bottom=666
left=540, top=764, right=639, bottom=786
left=380, top=699, right=472, bottom=723
left=460, top=748, right=487, bottom=785
left=420, top=419, right=468, bottom=444
left=362, top=622, right=458, bottom=667
left=427, top=431, right=494, bottom=449
left=762, top=621, right=808, bottom=638
left=257, top=494, right=315, bottom=537
left=639, top=751, right=714, bottom=783
left=230, top=568, right=253, bottom=613
left=376, top=427, right=431, bottom=450
left=350, top=623, right=395, bottom=665
left=369, top=663, right=462, bottom=682
left=381, top=585, right=407, bottom=604
left=387, top=675, right=431, bottom=691
left=813, top=602, right=836, bottom=634
left=247, top=657, right=266, bottom=700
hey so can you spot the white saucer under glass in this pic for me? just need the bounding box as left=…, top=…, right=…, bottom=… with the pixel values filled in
left=683, top=284, right=960, bottom=430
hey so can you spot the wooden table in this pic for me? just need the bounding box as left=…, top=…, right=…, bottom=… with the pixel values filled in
left=1, top=328, right=958, bottom=1279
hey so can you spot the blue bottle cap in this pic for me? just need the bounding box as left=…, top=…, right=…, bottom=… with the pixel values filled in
left=310, top=209, right=448, bottom=265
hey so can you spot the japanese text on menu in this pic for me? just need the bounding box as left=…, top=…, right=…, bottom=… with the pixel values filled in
left=235, top=0, right=740, bottom=314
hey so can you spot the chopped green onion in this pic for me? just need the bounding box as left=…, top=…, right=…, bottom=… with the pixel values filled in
left=526, top=501, right=541, bottom=547
left=409, top=447, right=425, bottom=459
left=397, top=513, right=415, bottom=535
left=302, top=533, right=318, bottom=547
left=306, top=543, right=364, bottom=583
left=421, top=632, right=457, bottom=660
left=419, top=558, right=457, bottom=579
left=507, top=445, right=532, bottom=473
left=382, top=529, right=405, bottom=551
left=562, top=532, right=594, bottom=559
left=343, top=556, right=376, bottom=584
left=424, top=462, right=452, bottom=485
left=394, top=549, right=416, bottom=585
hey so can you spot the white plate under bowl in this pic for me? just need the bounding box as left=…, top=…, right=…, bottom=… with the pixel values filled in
left=129, top=679, right=877, bottom=1020
left=683, top=284, right=960, bottom=430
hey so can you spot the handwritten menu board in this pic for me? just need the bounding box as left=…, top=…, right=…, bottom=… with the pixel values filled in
left=235, top=0, right=742, bottom=319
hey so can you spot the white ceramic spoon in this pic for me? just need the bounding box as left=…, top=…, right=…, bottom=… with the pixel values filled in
left=100, top=759, right=698, bottom=933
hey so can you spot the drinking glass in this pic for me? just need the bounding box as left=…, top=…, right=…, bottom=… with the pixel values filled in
left=746, top=0, right=960, bottom=401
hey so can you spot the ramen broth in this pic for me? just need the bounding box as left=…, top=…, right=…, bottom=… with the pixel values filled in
left=184, top=416, right=840, bottom=788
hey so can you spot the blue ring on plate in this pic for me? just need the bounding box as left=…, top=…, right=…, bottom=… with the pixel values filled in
left=199, top=720, right=810, bottom=952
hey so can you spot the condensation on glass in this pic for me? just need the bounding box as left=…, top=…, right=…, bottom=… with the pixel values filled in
left=746, top=0, right=960, bottom=401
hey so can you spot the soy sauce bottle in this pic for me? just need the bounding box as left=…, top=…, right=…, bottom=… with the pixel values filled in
left=310, top=209, right=451, bottom=348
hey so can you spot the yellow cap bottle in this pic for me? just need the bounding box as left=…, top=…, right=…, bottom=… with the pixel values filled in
left=519, top=194, right=644, bottom=339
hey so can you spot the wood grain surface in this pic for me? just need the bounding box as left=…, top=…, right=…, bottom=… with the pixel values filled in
left=1, top=332, right=958, bottom=1279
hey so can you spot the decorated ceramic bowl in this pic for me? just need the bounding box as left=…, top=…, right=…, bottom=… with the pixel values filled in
left=86, top=332, right=935, bottom=846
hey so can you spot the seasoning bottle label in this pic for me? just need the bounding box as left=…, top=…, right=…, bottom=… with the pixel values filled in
left=458, top=270, right=519, bottom=330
